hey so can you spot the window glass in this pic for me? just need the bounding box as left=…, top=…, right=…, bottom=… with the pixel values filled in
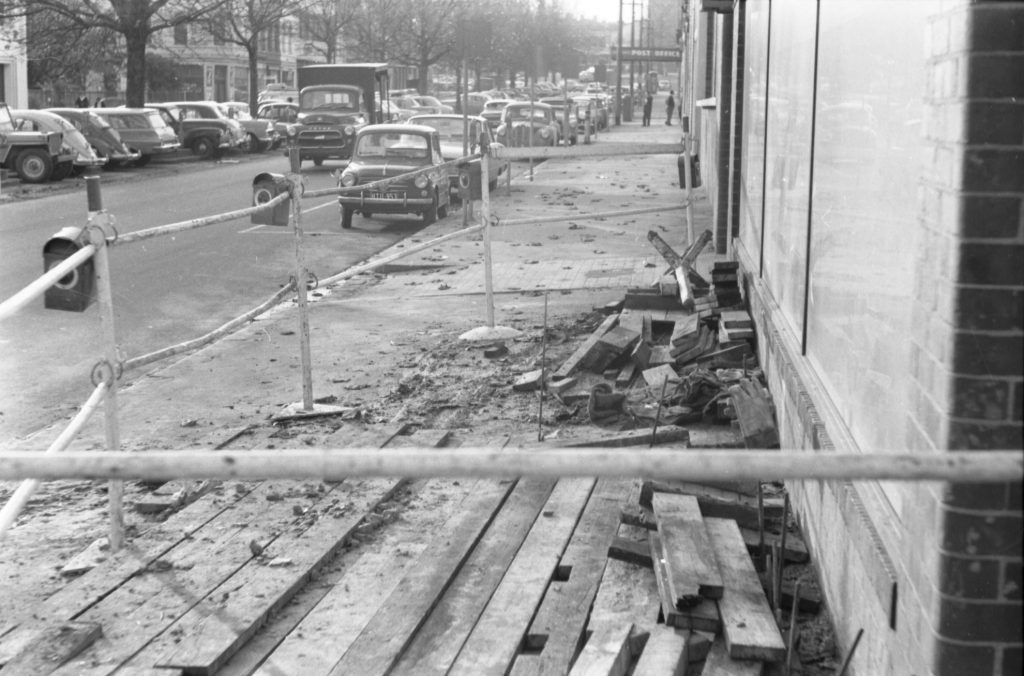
left=807, top=0, right=934, bottom=514
left=761, top=0, right=817, bottom=337
left=738, top=0, right=770, bottom=261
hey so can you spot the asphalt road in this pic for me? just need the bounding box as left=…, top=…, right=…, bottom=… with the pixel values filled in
left=0, top=152, right=438, bottom=442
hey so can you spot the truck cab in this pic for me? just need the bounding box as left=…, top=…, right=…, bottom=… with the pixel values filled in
left=292, top=63, right=390, bottom=167
left=0, top=102, right=73, bottom=183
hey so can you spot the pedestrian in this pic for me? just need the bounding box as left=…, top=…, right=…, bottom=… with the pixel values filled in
left=666, top=91, right=675, bottom=125
left=642, top=94, right=653, bottom=127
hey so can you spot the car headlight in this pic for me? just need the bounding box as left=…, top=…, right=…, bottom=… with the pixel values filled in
left=286, top=124, right=299, bottom=138
left=414, top=174, right=428, bottom=189
left=540, top=128, right=552, bottom=139
left=344, top=125, right=355, bottom=135
left=340, top=173, right=357, bottom=187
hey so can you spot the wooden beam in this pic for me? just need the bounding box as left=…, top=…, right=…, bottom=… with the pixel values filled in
left=651, top=493, right=724, bottom=606
left=632, top=626, right=687, bottom=676
left=705, top=518, right=786, bottom=662
left=554, top=314, right=618, bottom=379
left=568, top=623, right=634, bottom=676
left=0, top=621, right=101, bottom=675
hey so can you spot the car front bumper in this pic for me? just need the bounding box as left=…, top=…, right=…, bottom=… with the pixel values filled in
left=339, top=192, right=434, bottom=212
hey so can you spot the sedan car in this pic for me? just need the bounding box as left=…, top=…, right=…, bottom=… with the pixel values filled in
left=539, top=97, right=580, bottom=145
left=494, top=102, right=560, bottom=148
left=256, top=100, right=299, bottom=142
left=221, top=102, right=279, bottom=152
left=480, top=98, right=515, bottom=134
left=412, top=96, right=454, bottom=114
left=337, top=124, right=451, bottom=229
left=145, top=101, right=246, bottom=158
left=46, top=107, right=141, bottom=167
left=12, top=108, right=104, bottom=178
left=406, top=114, right=505, bottom=195
left=91, top=108, right=181, bottom=166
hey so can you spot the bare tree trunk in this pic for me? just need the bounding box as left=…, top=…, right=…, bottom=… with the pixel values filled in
left=124, top=31, right=148, bottom=107
left=248, top=45, right=260, bottom=113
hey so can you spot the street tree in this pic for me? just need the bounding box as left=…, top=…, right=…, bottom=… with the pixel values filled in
left=24, top=7, right=120, bottom=103
left=203, top=0, right=306, bottom=113
left=345, top=0, right=404, bottom=63
left=1, top=0, right=228, bottom=107
left=298, top=0, right=360, bottom=64
left=389, top=0, right=459, bottom=94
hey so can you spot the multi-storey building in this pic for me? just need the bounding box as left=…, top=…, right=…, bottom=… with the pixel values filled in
left=0, top=10, right=28, bottom=106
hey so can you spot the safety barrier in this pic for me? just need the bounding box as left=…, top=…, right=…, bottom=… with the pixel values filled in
left=0, top=132, right=698, bottom=548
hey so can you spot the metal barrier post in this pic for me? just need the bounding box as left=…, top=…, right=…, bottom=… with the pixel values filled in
left=85, top=171, right=125, bottom=551
left=290, top=147, right=314, bottom=412
left=682, top=130, right=695, bottom=245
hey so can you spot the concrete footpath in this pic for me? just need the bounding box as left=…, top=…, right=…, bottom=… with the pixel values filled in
left=6, top=115, right=715, bottom=454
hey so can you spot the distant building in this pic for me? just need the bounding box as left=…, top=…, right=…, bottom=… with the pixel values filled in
left=0, top=11, right=28, bottom=106
left=686, top=1, right=1022, bottom=674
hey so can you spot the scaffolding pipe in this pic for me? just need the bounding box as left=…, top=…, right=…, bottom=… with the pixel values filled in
left=0, top=450, right=1017, bottom=484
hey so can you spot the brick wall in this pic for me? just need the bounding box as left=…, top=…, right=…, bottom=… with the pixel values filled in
left=910, top=2, right=1024, bottom=674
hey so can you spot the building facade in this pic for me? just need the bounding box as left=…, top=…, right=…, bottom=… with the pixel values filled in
left=0, top=11, right=28, bottom=106
left=685, top=0, right=1023, bottom=673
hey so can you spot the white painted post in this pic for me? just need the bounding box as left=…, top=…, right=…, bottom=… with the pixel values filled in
left=289, top=148, right=314, bottom=412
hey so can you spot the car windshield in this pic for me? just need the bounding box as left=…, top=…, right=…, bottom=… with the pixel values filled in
left=355, top=132, right=430, bottom=160
left=508, top=107, right=551, bottom=122
left=301, top=88, right=361, bottom=111
left=414, top=118, right=475, bottom=141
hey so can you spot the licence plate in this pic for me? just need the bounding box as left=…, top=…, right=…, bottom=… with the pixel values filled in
left=367, top=192, right=402, bottom=200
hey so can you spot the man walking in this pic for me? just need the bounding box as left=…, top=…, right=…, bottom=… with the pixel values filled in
left=666, top=91, right=675, bottom=125
left=642, top=93, right=653, bottom=126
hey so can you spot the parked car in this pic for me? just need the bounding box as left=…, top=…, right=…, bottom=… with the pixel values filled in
left=91, top=108, right=180, bottom=166
left=337, top=124, right=451, bottom=229
left=480, top=98, right=515, bottom=134
left=256, top=100, right=299, bottom=143
left=257, top=83, right=298, bottom=105
left=412, top=96, right=454, bottom=114
left=221, top=102, right=279, bottom=152
left=0, top=102, right=73, bottom=183
left=461, top=92, right=493, bottom=116
left=579, top=95, right=610, bottom=130
left=539, top=96, right=580, bottom=145
left=12, top=108, right=105, bottom=179
left=390, top=95, right=429, bottom=120
left=495, top=102, right=561, bottom=148
left=46, top=107, right=141, bottom=167
left=145, top=101, right=245, bottom=159
left=406, top=114, right=505, bottom=194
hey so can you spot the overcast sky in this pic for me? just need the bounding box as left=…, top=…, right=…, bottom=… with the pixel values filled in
left=562, top=0, right=622, bottom=23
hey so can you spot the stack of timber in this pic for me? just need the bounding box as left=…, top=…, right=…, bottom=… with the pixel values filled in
left=712, top=262, right=742, bottom=309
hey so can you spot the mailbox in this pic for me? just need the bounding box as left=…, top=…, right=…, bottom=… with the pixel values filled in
left=251, top=172, right=291, bottom=226
left=677, top=153, right=702, bottom=189
left=43, top=226, right=95, bottom=312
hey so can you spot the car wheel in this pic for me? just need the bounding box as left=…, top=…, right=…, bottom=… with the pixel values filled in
left=313, top=158, right=325, bottom=167
left=134, top=154, right=152, bottom=167
left=422, top=194, right=439, bottom=225
left=192, top=136, right=217, bottom=159
left=51, top=161, right=74, bottom=181
left=15, top=149, right=53, bottom=183
left=341, top=206, right=353, bottom=229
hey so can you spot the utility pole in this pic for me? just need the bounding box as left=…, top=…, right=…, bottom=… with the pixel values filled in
left=615, top=0, right=624, bottom=125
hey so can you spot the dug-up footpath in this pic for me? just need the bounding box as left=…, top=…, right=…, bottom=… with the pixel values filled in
left=0, top=117, right=840, bottom=675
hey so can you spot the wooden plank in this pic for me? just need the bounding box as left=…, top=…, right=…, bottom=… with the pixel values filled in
left=555, top=314, right=619, bottom=379
left=516, top=479, right=635, bottom=676
left=702, top=636, right=763, bottom=676
left=568, top=623, right=634, bottom=676
left=552, top=427, right=690, bottom=449
left=325, top=479, right=518, bottom=676
left=149, top=430, right=449, bottom=675
left=589, top=526, right=661, bottom=633
left=615, top=361, right=637, bottom=388
left=651, top=534, right=720, bottom=633
left=729, top=380, right=779, bottom=449
left=680, top=229, right=713, bottom=267
left=632, top=625, right=687, bottom=676
left=1, top=622, right=101, bottom=676
left=650, top=494, right=724, bottom=606
left=642, top=364, right=679, bottom=391
left=388, top=480, right=556, bottom=676
left=447, top=479, right=597, bottom=676
left=670, top=314, right=701, bottom=346
left=705, top=518, right=786, bottom=662
left=641, top=481, right=785, bottom=531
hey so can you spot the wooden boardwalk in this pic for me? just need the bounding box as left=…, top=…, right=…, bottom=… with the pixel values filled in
left=0, top=424, right=781, bottom=676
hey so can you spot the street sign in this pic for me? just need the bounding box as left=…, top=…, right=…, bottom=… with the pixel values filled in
left=610, top=46, right=682, bottom=62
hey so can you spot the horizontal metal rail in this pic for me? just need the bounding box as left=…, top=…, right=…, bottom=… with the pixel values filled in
left=122, top=280, right=297, bottom=372
left=499, top=202, right=688, bottom=227
left=492, top=142, right=685, bottom=161
left=115, top=192, right=289, bottom=246
left=0, top=449, right=1018, bottom=484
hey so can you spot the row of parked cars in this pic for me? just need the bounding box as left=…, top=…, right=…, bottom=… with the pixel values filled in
left=1, top=100, right=286, bottom=184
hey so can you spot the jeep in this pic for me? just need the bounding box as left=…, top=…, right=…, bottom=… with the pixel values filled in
left=0, top=102, right=72, bottom=183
